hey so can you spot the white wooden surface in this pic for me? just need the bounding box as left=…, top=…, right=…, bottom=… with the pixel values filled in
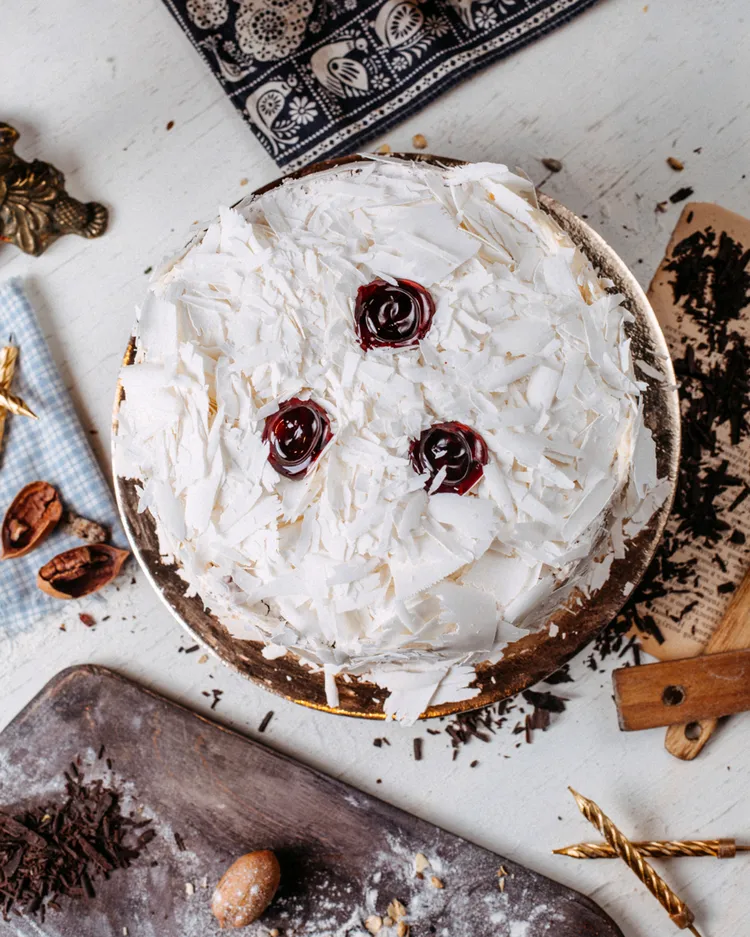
left=2, top=1, right=749, bottom=934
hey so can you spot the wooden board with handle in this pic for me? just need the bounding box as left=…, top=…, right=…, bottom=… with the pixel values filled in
left=613, top=647, right=750, bottom=732
left=0, top=665, right=624, bottom=937
left=665, top=567, right=750, bottom=759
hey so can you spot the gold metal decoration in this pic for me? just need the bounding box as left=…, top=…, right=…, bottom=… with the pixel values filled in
left=569, top=788, right=704, bottom=936
left=0, top=123, right=108, bottom=256
left=0, top=343, right=37, bottom=455
left=556, top=838, right=747, bottom=860
left=112, top=154, right=681, bottom=719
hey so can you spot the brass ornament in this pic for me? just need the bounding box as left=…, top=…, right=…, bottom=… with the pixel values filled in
left=0, top=123, right=108, bottom=256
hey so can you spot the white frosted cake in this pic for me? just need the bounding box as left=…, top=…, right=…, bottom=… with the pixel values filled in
left=115, top=158, right=667, bottom=721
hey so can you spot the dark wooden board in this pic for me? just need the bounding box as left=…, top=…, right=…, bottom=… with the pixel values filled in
left=0, top=666, right=623, bottom=937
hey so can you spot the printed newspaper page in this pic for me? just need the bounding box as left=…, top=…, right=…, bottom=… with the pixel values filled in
left=636, top=203, right=750, bottom=660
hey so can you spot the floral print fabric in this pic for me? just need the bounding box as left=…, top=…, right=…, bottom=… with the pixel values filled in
left=164, top=0, right=598, bottom=170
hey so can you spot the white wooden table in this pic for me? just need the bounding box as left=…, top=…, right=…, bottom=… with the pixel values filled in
left=2, top=1, right=749, bottom=934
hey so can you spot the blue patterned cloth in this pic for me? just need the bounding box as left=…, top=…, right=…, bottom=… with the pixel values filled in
left=0, top=279, right=123, bottom=634
left=163, top=0, right=598, bottom=171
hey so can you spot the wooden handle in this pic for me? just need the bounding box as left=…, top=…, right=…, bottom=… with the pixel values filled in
left=613, top=647, right=750, bottom=731
left=665, top=567, right=750, bottom=759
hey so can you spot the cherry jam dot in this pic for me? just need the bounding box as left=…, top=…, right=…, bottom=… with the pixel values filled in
left=262, top=398, right=332, bottom=479
left=354, top=278, right=435, bottom=351
left=410, top=422, right=489, bottom=495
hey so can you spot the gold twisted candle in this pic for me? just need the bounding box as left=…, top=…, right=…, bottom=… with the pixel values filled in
left=569, top=788, right=704, bottom=936
left=0, top=388, right=37, bottom=419
left=0, top=344, right=37, bottom=455
left=556, top=838, right=744, bottom=860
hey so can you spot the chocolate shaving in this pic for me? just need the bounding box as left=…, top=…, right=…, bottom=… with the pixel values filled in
left=258, top=711, right=274, bottom=733
left=0, top=758, right=154, bottom=921
left=522, top=690, right=567, bottom=714
left=413, top=738, right=423, bottom=761
left=670, top=186, right=694, bottom=204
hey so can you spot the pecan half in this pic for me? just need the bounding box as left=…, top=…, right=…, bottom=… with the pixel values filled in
left=37, top=544, right=129, bottom=599
left=1, top=481, right=63, bottom=559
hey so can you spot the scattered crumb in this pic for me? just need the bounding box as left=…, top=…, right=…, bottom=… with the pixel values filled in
left=430, top=876, right=444, bottom=889
left=387, top=899, right=406, bottom=921
left=397, top=923, right=409, bottom=937
left=123, top=928, right=129, bottom=937
left=667, top=156, right=684, bottom=171
left=240, top=178, right=248, bottom=186
left=59, top=623, right=66, bottom=631
left=498, top=878, right=505, bottom=892
left=365, top=915, right=383, bottom=933
left=79, top=613, right=96, bottom=627
left=143, top=265, right=153, bottom=275
left=200, top=875, right=209, bottom=888
left=655, top=201, right=668, bottom=213
left=166, top=120, right=175, bottom=131
left=541, top=157, right=563, bottom=173
left=377, top=143, right=391, bottom=155
left=412, top=133, right=427, bottom=150
left=270, top=930, right=280, bottom=937
left=415, top=853, right=430, bottom=876
left=197, top=654, right=209, bottom=664
left=383, top=916, right=393, bottom=927
left=185, top=882, right=195, bottom=896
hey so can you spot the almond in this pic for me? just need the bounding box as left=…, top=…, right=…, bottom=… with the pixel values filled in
left=211, top=850, right=280, bottom=928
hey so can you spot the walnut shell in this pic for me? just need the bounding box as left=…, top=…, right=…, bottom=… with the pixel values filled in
left=211, top=850, right=280, bottom=929
left=36, top=544, right=129, bottom=599
left=1, top=481, right=63, bottom=559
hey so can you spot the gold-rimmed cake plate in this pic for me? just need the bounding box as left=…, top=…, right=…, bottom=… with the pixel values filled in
left=112, top=154, right=680, bottom=720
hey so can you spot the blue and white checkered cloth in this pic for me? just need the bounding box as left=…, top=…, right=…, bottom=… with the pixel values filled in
left=0, top=278, right=123, bottom=635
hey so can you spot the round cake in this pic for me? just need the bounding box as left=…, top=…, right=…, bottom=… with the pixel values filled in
left=115, top=157, right=666, bottom=721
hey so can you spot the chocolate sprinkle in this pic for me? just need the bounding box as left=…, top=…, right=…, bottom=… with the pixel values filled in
left=258, top=711, right=274, bottom=733
left=0, top=759, right=154, bottom=921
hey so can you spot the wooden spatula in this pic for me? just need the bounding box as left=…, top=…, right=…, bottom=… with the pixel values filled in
left=664, top=567, right=750, bottom=759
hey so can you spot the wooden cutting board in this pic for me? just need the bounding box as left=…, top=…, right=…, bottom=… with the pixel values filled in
left=0, top=666, right=622, bottom=937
